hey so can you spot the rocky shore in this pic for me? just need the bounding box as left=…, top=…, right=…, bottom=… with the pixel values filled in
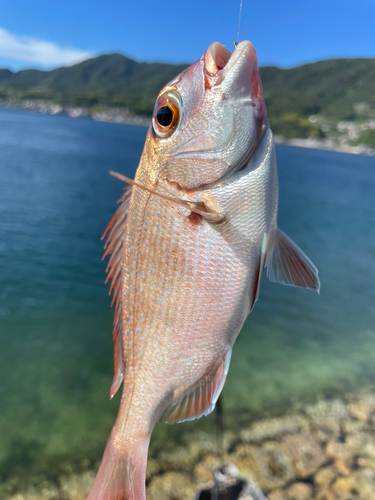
left=4, top=390, right=375, bottom=500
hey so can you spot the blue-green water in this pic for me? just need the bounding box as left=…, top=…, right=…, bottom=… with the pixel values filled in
left=0, top=109, right=375, bottom=480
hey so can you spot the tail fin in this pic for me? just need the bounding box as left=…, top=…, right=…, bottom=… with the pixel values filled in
left=87, top=430, right=150, bottom=500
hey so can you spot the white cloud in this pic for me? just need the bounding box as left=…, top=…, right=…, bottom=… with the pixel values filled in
left=0, top=27, right=92, bottom=67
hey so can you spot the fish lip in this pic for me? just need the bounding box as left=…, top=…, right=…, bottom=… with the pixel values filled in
left=203, top=40, right=257, bottom=84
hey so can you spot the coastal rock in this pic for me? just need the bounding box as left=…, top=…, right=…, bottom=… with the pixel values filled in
left=240, top=417, right=307, bottom=445
left=7, top=489, right=60, bottom=500
left=304, top=401, right=348, bottom=445
left=304, top=400, right=350, bottom=422
left=146, top=458, right=161, bottom=482
left=59, top=471, right=95, bottom=500
left=342, top=419, right=370, bottom=435
left=333, top=459, right=352, bottom=477
left=314, top=466, right=337, bottom=488
left=232, top=442, right=295, bottom=491
left=346, top=433, right=375, bottom=458
left=331, top=477, right=353, bottom=495
left=285, top=482, right=313, bottom=500
left=357, top=457, right=375, bottom=469
left=282, top=433, right=327, bottom=478
left=158, top=445, right=196, bottom=472
left=194, top=454, right=224, bottom=484
left=185, top=431, right=219, bottom=460
left=347, top=394, right=375, bottom=422
left=325, top=441, right=354, bottom=462
left=268, top=490, right=289, bottom=500
left=349, top=468, right=375, bottom=500
left=147, top=471, right=195, bottom=500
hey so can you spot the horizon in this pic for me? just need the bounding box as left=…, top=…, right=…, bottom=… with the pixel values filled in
left=0, top=0, right=374, bottom=71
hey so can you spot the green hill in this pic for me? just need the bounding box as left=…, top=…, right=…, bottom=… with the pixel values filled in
left=1, top=54, right=374, bottom=146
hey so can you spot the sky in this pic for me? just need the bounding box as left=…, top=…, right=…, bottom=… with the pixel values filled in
left=0, top=0, right=374, bottom=71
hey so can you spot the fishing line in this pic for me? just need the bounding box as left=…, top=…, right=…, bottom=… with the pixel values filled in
left=234, top=0, right=243, bottom=48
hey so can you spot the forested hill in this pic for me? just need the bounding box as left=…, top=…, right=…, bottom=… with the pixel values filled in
left=0, top=54, right=188, bottom=115
left=1, top=54, right=375, bottom=145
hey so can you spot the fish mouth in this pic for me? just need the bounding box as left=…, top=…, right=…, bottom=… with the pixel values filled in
left=203, top=40, right=259, bottom=85
left=203, top=42, right=232, bottom=77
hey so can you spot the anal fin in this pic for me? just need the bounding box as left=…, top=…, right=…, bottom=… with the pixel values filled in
left=162, top=350, right=232, bottom=424
left=266, top=228, right=320, bottom=292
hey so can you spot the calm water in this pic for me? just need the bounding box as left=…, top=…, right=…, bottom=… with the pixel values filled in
left=0, top=109, right=375, bottom=479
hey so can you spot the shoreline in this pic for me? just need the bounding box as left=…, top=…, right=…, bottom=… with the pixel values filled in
left=274, top=135, right=375, bottom=157
left=3, top=388, right=375, bottom=499
left=1, top=103, right=375, bottom=157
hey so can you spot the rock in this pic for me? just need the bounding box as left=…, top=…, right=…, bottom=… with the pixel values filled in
left=332, top=477, right=353, bottom=495
left=7, top=489, right=60, bottom=500
left=304, top=401, right=348, bottom=444
left=147, top=471, right=195, bottom=500
left=346, top=433, right=375, bottom=459
left=333, top=458, right=352, bottom=477
left=347, top=393, right=375, bottom=422
left=325, top=441, right=354, bottom=462
left=184, top=431, right=218, bottom=460
left=158, top=445, right=196, bottom=472
left=146, top=458, right=161, bottom=482
left=59, top=471, right=95, bottom=500
left=194, top=454, right=224, bottom=485
left=268, top=490, right=288, bottom=500
left=308, top=416, right=341, bottom=445
left=282, top=433, right=327, bottom=479
left=342, top=418, right=370, bottom=435
left=285, top=482, right=313, bottom=500
left=233, top=442, right=295, bottom=491
left=240, top=416, right=308, bottom=445
left=314, top=466, right=337, bottom=488
left=357, top=457, right=375, bottom=469
left=350, top=469, right=375, bottom=500
left=314, top=488, right=337, bottom=500
left=304, top=399, right=350, bottom=422
left=348, top=402, right=375, bottom=422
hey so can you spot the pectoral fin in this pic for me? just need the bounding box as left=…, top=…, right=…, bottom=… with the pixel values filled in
left=161, top=349, right=232, bottom=424
left=266, top=228, right=320, bottom=292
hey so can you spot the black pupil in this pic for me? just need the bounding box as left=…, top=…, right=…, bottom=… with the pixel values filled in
left=157, top=106, right=173, bottom=127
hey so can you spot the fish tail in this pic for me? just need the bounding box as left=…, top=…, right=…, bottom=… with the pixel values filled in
left=87, top=429, right=150, bottom=500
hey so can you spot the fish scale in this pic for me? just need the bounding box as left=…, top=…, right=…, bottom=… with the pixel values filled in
left=88, top=41, right=320, bottom=500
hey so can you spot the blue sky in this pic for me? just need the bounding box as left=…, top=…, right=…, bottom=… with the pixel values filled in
left=0, top=0, right=374, bottom=71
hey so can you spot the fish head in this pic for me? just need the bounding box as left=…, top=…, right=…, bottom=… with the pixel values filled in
left=147, top=40, right=268, bottom=191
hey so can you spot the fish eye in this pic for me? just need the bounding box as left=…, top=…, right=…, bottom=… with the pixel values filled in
left=152, top=91, right=181, bottom=139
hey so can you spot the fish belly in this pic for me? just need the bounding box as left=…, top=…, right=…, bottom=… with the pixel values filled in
left=119, top=185, right=259, bottom=425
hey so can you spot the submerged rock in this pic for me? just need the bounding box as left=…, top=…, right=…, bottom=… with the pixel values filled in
left=240, top=417, right=307, bottom=445
left=282, top=432, right=327, bottom=479
left=59, top=471, right=95, bottom=500
left=147, top=471, right=196, bottom=500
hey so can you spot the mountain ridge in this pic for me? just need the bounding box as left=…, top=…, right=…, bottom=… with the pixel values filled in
left=1, top=53, right=374, bottom=146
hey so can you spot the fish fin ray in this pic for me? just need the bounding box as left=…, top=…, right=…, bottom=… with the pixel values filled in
left=162, top=349, right=232, bottom=424
left=249, top=234, right=267, bottom=313
left=87, top=429, right=149, bottom=500
left=266, top=228, right=320, bottom=292
left=102, top=186, right=133, bottom=399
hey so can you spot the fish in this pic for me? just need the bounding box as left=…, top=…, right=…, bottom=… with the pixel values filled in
left=87, top=40, right=320, bottom=500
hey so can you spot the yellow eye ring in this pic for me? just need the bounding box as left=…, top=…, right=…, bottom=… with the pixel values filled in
left=152, top=91, right=181, bottom=139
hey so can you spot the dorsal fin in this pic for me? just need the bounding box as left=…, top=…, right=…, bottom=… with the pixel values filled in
left=162, top=350, right=232, bottom=424
left=102, top=186, right=133, bottom=399
left=266, top=228, right=320, bottom=292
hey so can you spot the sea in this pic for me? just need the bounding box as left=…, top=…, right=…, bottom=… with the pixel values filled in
left=0, top=108, right=375, bottom=481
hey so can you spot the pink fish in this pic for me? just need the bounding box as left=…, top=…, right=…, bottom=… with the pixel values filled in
left=88, top=40, right=320, bottom=500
